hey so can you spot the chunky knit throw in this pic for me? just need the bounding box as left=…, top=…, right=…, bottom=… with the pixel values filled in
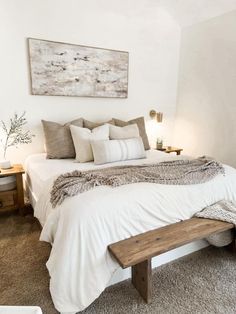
left=50, top=157, right=224, bottom=208
left=195, top=200, right=236, bottom=246
left=195, top=200, right=236, bottom=224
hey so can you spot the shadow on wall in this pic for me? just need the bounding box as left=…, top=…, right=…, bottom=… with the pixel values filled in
left=173, top=10, right=236, bottom=168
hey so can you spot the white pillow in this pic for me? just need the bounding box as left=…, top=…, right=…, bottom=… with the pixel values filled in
left=109, top=124, right=139, bottom=140
left=91, top=137, right=146, bottom=165
left=70, top=124, right=109, bottom=162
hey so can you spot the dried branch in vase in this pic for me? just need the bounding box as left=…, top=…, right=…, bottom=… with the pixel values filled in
left=0, top=111, right=35, bottom=159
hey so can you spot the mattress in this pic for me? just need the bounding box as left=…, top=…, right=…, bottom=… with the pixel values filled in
left=24, top=150, right=181, bottom=206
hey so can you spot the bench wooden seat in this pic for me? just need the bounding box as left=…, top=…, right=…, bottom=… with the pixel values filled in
left=108, top=217, right=234, bottom=303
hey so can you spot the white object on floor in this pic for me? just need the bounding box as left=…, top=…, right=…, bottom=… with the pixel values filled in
left=0, top=306, right=42, bottom=314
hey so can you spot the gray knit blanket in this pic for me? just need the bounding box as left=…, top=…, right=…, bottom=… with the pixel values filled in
left=195, top=200, right=236, bottom=224
left=195, top=200, right=236, bottom=246
left=50, top=157, right=224, bottom=208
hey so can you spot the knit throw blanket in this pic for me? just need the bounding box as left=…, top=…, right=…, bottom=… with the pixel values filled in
left=50, top=157, right=224, bottom=208
left=195, top=200, right=236, bottom=246
left=195, top=200, right=236, bottom=224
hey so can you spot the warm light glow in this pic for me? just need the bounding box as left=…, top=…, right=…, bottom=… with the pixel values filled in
left=146, top=119, right=164, bottom=148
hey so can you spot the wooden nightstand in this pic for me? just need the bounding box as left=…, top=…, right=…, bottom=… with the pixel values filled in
left=157, top=146, right=183, bottom=155
left=0, top=164, right=25, bottom=215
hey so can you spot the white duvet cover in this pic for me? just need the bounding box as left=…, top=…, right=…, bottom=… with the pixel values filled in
left=26, top=151, right=236, bottom=313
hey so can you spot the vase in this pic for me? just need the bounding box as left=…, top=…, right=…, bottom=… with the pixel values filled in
left=0, top=159, right=12, bottom=169
left=156, top=143, right=163, bottom=150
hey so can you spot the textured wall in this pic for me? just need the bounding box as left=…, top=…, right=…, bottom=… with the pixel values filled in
left=0, top=0, right=181, bottom=163
left=174, top=10, right=236, bottom=167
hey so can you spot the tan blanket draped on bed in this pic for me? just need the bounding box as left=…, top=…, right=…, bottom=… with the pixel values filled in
left=50, top=157, right=224, bottom=208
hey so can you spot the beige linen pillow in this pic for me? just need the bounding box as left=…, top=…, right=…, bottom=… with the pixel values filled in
left=91, top=137, right=146, bottom=165
left=70, top=124, right=110, bottom=162
left=83, top=119, right=115, bottom=130
left=109, top=124, right=139, bottom=140
left=42, top=118, right=83, bottom=159
left=113, top=117, right=150, bottom=150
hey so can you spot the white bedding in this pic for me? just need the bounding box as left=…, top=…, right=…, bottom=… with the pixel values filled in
left=25, top=151, right=236, bottom=313
left=24, top=150, right=179, bottom=205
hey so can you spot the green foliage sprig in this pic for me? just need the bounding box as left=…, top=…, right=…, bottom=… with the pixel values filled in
left=0, top=112, right=35, bottom=159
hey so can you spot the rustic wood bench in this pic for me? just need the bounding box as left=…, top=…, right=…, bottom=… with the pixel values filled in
left=108, top=217, right=235, bottom=303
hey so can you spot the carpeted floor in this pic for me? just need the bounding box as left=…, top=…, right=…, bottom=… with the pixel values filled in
left=1, top=214, right=236, bottom=314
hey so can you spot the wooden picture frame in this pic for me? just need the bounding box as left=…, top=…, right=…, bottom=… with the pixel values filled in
left=28, top=38, right=129, bottom=98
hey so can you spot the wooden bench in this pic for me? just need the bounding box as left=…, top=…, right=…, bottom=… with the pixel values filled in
left=108, top=217, right=235, bottom=303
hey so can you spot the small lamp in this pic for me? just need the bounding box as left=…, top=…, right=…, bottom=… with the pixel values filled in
left=149, top=110, right=163, bottom=123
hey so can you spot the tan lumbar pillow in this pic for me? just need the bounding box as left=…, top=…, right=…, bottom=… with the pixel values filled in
left=42, top=118, right=83, bottom=159
left=91, top=137, right=146, bottom=165
left=109, top=124, right=139, bottom=140
left=70, top=124, right=110, bottom=162
left=113, top=117, right=150, bottom=150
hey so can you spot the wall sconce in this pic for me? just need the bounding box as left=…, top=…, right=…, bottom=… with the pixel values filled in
left=149, top=110, right=163, bottom=123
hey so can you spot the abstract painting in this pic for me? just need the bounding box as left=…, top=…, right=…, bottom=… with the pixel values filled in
left=28, top=38, right=129, bottom=98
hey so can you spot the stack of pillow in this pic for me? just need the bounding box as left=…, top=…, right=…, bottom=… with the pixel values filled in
left=42, top=117, right=150, bottom=165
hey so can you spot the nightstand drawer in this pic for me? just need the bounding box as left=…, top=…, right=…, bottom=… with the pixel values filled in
left=0, top=190, right=18, bottom=211
left=0, top=165, right=25, bottom=215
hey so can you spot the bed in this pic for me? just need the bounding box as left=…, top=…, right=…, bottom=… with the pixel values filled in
left=24, top=150, right=236, bottom=314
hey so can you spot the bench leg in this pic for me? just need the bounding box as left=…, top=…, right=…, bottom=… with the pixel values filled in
left=131, top=259, right=152, bottom=303
left=228, top=240, right=236, bottom=252
left=228, top=229, right=236, bottom=252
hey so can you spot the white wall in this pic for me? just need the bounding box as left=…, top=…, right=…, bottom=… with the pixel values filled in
left=173, top=10, right=236, bottom=167
left=0, top=0, right=181, bottom=163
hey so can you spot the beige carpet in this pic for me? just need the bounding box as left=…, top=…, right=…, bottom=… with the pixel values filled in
left=1, top=214, right=236, bottom=314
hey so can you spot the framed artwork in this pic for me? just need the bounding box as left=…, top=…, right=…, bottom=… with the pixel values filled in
left=28, top=38, right=129, bottom=98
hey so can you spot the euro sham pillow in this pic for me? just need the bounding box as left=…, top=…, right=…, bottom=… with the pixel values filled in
left=70, top=124, right=109, bottom=162
left=113, top=117, right=150, bottom=150
left=91, top=137, right=146, bottom=165
left=42, top=118, right=83, bottom=159
left=83, top=119, right=115, bottom=130
left=109, top=124, right=139, bottom=140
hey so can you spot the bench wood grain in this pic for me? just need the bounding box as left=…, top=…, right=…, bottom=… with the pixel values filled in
left=108, top=217, right=234, bottom=303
